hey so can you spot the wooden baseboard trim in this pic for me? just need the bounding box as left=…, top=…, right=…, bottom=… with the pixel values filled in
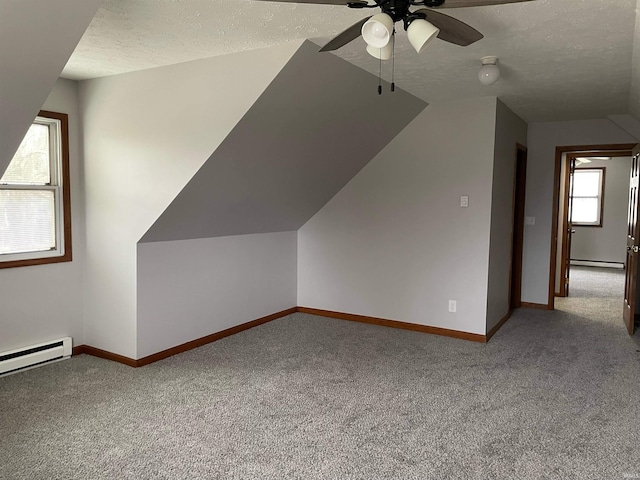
left=72, top=345, right=137, bottom=367
left=73, top=307, right=297, bottom=368
left=74, top=305, right=496, bottom=366
left=136, top=307, right=297, bottom=367
left=296, top=306, right=486, bottom=343
left=521, top=302, right=552, bottom=310
left=486, top=310, right=512, bottom=341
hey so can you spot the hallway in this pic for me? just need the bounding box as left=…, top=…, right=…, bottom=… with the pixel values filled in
left=554, top=266, right=638, bottom=338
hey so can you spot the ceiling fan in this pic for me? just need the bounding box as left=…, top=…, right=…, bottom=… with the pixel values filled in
left=256, top=0, right=533, bottom=57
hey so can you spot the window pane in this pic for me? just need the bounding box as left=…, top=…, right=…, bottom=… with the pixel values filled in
left=571, top=197, right=599, bottom=224
left=0, top=123, right=50, bottom=185
left=0, top=190, right=56, bottom=254
left=572, top=170, right=600, bottom=197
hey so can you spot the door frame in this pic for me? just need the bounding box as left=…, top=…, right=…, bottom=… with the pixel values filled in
left=559, top=153, right=577, bottom=298
left=548, top=143, right=637, bottom=309
left=623, top=145, right=640, bottom=335
left=509, top=144, right=528, bottom=309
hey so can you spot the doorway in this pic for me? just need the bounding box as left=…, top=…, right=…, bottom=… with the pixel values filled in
left=549, top=143, right=637, bottom=330
left=510, top=144, right=527, bottom=309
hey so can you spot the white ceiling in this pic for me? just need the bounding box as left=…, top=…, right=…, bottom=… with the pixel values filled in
left=62, top=0, right=640, bottom=122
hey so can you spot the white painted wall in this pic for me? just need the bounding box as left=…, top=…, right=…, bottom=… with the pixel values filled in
left=629, top=0, right=640, bottom=120
left=571, top=157, right=631, bottom=264
left=79, top=41, right=302, bottom=358
left=137, top=232, right=297, bottom=358
left=0, top=0, right=102, bottom=176
left=298, top=97, right=498, bottom=335
left=522, top=119, right=637, bottom=305
left=486, top=100, right=528, bottom=333
left=0, top=79, right=85, bottom=353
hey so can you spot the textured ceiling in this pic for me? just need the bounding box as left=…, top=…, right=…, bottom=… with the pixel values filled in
left=62, top=0, right=640, bottom=122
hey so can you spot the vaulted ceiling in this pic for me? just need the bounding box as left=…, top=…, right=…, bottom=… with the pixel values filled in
left=0, top=0, right=103, bottom=175
left=140, top=41, right=426, bottom=243
left=60, top=0, right=640, bottom=123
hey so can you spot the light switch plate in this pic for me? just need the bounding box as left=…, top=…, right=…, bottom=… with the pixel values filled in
left=525, top=216, right=536, bottom=226
left=460, top=196, right=469, bottom=208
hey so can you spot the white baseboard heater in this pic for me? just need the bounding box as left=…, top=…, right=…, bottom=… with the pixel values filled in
left=570, top=260, right=625, bottom=269
left=0, top=337, right=72, bottom=377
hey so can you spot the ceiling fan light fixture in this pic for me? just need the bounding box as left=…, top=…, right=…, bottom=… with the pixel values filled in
left=478, top=56, right=500, bottom=85
left=406, top=19, right=439, bottom=54
left=366, top=43, right=393, bottom=60
left=362, top=13, right=394, bottom=48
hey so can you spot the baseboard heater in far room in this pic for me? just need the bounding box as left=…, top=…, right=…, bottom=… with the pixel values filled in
left=0, top=337, right=72, bottom=377
left=570, top=259, right=625, bottom=269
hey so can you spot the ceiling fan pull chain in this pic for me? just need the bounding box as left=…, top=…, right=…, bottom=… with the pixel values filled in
left=378, top=51, right=382, bottom=95
left=391, top=30, right=396, bottom=92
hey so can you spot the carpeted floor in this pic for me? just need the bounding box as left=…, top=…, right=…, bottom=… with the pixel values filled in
left=566, top=265, right=625, bottom=298
left=1, top=268, right=639, bottom=479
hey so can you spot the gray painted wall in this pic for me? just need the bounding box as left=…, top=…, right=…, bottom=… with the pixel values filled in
left=571, top=157, right=631, bottom=264
left=297, top=97, right=498, bottom=335
left=608, top=114, right=640, bottom=141
left=80, top=40, right=425, bottom=359
left=0, top=0, right=102, bottom=176
left=135, top=41, right=425, bottom=358
left=141, top=41, right=426, bottom=243
left=521, top=119, right=637, bottom=305
left=137, top=232, right=297, bottom=358
left=0, top=79, right=86, bottom=353
left=486, top=100, right=528, bottom=333
left=80, top=41, right=302, bottom=358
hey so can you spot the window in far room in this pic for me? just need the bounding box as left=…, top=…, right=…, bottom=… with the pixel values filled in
left=0, top=111, right=72, bottom=268
left=570, top=167, right=605, bottom=227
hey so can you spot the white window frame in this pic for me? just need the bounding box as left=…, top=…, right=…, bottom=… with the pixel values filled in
left=0, top=111, right=72, bottom=268
left=570, top=167, right=605, bottom=227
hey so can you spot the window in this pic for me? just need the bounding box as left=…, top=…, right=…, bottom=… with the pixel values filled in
left=0, top=110, right=71, bottom=268
left=570, top=167, right=605, bottom=227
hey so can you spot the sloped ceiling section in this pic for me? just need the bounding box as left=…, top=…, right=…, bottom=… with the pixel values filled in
left=608, top=114, right=640, bottom=141
left=630, top=0, right=640, bottom=121
left=0, top=0, right=103, bottom=176
left=141, top=40, right=426, bottom=243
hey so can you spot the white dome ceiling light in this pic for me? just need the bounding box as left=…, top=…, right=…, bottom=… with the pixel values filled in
left=478, top=56, right=500, bottom=85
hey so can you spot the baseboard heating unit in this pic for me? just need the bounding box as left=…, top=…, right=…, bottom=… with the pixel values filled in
left=0, top=337, right=72, bottom=377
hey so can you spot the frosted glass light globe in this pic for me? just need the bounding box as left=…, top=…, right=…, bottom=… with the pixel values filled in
left=366, top=43, right=393, bottom=60
left=362, top=13, right=393, bottom=48
left=478, top=64, right=500, bottom=85
left=371, top=23, right=387, bottom=39
left=478, top=57, right=500, bottom=85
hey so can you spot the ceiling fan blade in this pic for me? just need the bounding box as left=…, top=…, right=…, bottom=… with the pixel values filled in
left=254, top=0, right=367, bottom=5
left=319, top=16, right=371, bottom=52
left=434, top=0, right=534, bottom=8
left=415, top=8, right=483, bottom=46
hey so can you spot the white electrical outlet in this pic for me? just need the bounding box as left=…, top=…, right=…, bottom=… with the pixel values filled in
left=448, top=300, right=457, bottom=313
left=460, top=196, right=469, bottom=208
